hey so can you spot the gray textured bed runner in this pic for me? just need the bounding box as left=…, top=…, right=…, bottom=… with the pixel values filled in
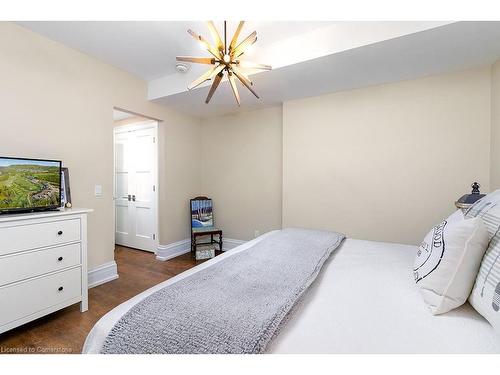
left=101, top=228, right=345, bottom=354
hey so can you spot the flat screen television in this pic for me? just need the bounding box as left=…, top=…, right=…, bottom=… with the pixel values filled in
left=0, top=156, right=62, bottom=214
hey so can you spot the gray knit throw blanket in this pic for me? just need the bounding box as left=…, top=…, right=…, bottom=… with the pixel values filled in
left=101, top=228, right=345, bottom=354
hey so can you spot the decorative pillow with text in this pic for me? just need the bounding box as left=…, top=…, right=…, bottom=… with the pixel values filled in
left=414, top=210, right=488, bottom=315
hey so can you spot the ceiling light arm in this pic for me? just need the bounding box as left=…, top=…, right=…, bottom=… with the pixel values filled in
left=224, top=21, right=227, bottom=55
left=187, top=29, right=221, bottom=59
left=229, top=21, right=245, bottom=55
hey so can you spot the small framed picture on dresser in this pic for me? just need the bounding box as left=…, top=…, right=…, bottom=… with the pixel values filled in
left=61, top=167, right=72, bottom=208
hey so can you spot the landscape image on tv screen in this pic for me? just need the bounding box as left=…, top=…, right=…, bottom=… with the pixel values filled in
left=0, top=158, right=61, bottom=211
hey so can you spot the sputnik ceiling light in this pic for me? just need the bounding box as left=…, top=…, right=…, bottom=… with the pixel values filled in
left=176, top=21, right=272, bottom=106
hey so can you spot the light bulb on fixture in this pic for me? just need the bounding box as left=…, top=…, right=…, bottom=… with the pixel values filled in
left=245, top=44, right=255, bottom=55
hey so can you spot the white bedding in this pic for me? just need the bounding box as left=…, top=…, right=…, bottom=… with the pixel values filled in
left=83, top=232, right=500, bottom=353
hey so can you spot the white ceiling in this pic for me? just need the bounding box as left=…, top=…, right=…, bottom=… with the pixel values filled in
left=17, top=21, right=333, bottom=80
left=17, top=21, right=500, bottom=118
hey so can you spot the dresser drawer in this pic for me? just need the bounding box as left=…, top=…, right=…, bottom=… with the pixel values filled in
left=0, top=243, right=81, bottom=286
left=0, top=267, right=82, bottom=327
left=0, top=218, right=81, bottom=256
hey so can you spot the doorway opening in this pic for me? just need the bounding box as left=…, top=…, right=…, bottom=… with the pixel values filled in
left=113, top=108, right=159, bottom=253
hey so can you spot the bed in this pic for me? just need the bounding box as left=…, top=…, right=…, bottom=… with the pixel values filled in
left=83, top=231, right=500, bottom=354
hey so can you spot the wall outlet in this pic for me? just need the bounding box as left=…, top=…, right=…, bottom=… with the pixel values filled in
left=94, top=185, right=103, bottom=197
left=254, top=230, right=260, bottom=238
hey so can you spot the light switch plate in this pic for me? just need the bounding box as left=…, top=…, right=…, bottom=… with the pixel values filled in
left=94, top=185, right=102, bottom=197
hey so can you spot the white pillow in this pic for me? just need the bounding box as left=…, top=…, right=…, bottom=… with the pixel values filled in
left=465, top=189, right=500, bottom=332
left=413, top=210, right=488, bottom=315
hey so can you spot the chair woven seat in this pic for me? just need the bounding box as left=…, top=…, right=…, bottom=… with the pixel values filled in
left=192, top=226, right=221, bottom=233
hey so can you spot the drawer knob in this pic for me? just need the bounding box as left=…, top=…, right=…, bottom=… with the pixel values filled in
left=57, top=230, right=63, bottom=235
left=58, top=286, right=64, bottom=292
left=58, top=256, right=63, bottom=261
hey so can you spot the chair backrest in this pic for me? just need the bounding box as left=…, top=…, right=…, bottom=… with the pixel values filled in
left=190, top=196, right=214, bottom=229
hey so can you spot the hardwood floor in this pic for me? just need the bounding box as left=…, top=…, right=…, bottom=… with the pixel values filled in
left=0, top=246, right=217, bottom=354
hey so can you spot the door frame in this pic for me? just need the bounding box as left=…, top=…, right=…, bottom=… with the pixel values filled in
left=113, top=120, right=159, bottom=252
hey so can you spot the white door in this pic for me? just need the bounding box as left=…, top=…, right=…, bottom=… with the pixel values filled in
left=114, top=122, right=158, bottom=252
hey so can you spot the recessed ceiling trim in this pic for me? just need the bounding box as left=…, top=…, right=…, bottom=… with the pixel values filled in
left=151, top=22, right=500, bottom=118
left=148, top=21, right=452, bottom=101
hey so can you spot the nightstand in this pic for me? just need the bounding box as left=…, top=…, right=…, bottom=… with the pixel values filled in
left=455, top=201, right=472, bottom=212
left=455, top=182, right=485, bottom=213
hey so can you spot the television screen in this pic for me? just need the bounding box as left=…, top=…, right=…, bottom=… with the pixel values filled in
left=0, top=157, right=61, bottom=213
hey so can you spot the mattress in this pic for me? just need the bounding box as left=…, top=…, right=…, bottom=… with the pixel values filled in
left=83, top=232, right=500, bottom=353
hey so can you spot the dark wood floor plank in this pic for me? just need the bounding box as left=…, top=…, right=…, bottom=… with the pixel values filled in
left=0, top=246, right=213, bottom=354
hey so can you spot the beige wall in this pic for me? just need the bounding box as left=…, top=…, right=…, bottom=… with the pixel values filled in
left=3, top=20, right=498, bottom=263
left=159, top=113, right=201, bottom=243
left=0, top=22, right=201, bottom=268
left=200, top=107, right=282, bottom=240
left=283, top=67, right=492, bottom=244
left=491, top=60, right=500, bottom=190
left=199, top=68, right=493, bottom=245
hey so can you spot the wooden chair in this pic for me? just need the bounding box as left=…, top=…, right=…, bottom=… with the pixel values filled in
left=190, top=196, right=223, bottom=255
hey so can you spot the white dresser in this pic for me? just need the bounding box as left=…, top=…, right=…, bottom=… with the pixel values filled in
left=0, top=208, right=92, bottom=334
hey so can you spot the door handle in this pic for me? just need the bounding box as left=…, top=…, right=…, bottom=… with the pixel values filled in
left=132, top=195, right=136, bottom=202
left=127, top=195, right=131, bottom=201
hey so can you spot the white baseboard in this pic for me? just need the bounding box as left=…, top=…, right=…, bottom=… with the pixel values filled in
left=156, top=239, right=191, bottom=261
left=223, top=238, right=246, bottom=251
left=88, top=261, right=119, bottom=288
left=155, top=237, right=246, bottom=261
